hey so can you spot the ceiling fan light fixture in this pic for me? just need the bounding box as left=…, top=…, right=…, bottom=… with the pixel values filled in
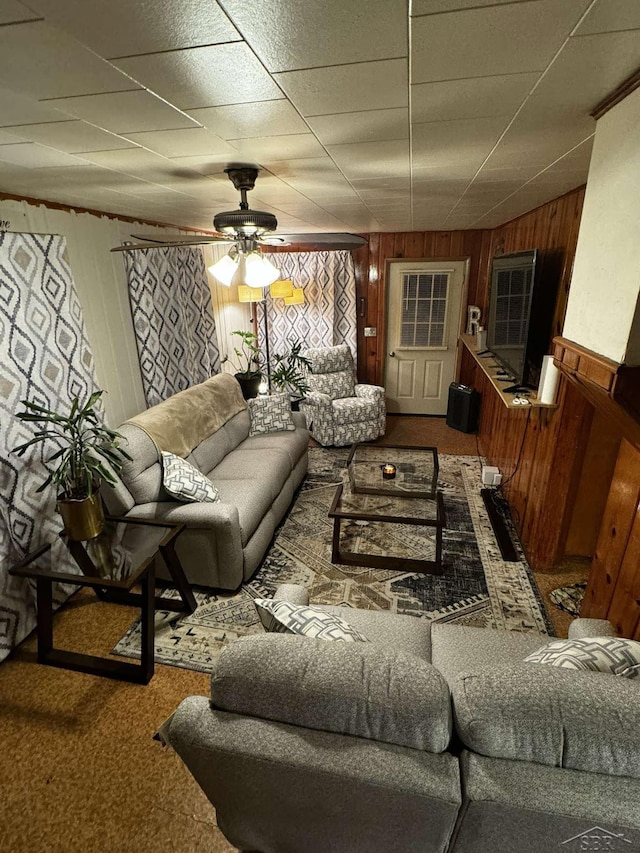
left=244, top=253, right=280, bottom=288
left=208, top=253, right=238, bottom=286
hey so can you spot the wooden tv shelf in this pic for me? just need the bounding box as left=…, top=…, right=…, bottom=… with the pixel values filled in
left=459, top=335, right=557, bottom=410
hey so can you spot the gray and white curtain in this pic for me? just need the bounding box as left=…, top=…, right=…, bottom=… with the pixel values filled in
left=124, top=246, right=221, bottom=407
left=257, top=250, right=357, bottom=360
left=0, top=232, right=101, bottom=662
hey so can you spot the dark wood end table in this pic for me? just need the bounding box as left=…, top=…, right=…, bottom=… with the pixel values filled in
left=10, top=516, right=197, bottom=684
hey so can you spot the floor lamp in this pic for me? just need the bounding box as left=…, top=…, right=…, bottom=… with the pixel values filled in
left=238, top=281, right=304, bottom=393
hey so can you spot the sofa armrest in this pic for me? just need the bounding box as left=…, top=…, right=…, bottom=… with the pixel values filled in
left=273, top=583, right=310, bottom=605
left=167, top=696, right=461, bottom=853
left=125, top=500, right=240, bottom=529
left=355, top=383, right=385, bottom=400
left=302, top=390, right=332, bottom=408
left=568, top=618, right=616, bottom=640
left=210, top=633, right=452, bottom=753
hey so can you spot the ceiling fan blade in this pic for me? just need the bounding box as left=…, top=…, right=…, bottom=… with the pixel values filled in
left=110, top=234, right=232, bottom=252
left=129, top=233, right=230, bottom=245
left=260, top=233, right=368, bottom=250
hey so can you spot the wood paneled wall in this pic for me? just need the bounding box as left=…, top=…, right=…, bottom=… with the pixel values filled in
left=271, top=187, right=588, bottom=571
left=351, top=187, right=585, bottom=387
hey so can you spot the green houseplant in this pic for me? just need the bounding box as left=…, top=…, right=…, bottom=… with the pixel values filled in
left=271, top=339, right=311, bottom=402
left=13, top=390, right=132, bottom=540
left=222, top=330, right=264, bottom=399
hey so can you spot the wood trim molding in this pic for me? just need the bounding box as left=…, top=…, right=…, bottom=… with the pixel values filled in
left=591, top=66, right=640, bottom=121
left=553, top=336, right=640, bottom=452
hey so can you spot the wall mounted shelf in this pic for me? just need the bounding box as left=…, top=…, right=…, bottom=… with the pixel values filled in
left=459, top=334, right=557, bottom=410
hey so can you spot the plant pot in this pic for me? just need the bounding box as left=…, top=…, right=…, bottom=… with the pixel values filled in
left=57, top=492, right=105, bottom=541
left=235, top=373, right=262, bottom=400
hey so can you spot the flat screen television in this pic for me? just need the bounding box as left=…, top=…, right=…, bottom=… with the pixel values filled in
left=485, top=249, right=560, bottom=392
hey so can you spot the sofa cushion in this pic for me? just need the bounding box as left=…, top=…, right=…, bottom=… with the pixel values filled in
left=240, top=426, right=309, bottom=469
left=524, top=636, right=640, bottom=678
left=431, top=623, right=548, bottom=687
left=254, top=599, right=369, bottom=642
left=450, top=662, right=640, bottom=778
left=248, top=393, right=295, bottom=435
left=161, top=452, right=220, bottom=503
left=210, top=633, right=452, bottom=753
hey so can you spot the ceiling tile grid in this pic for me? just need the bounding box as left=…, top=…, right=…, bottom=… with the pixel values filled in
left=0, top=0, right=637, bottom=233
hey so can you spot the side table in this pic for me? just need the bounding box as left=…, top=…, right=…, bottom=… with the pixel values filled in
left=10, top=516, right=197, bottom=684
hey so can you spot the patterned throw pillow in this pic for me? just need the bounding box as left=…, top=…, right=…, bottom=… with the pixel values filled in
left=308, top=369, right=355, bottom=400
left=248, top=393, right=295, bottom=436
left=161, top=451, right=220, bottom=503
left=524, top=636, right=640, bottom=679
left=254, top=599, right=369, bottom=642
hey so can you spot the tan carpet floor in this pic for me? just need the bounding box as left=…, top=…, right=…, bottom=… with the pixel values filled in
left=0, top=416, right=589, bottom=852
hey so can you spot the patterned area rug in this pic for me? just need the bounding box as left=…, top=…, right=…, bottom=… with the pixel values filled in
left=113, top=448, right=554, bottom=673
left=549, top=581, right=587, bottom=617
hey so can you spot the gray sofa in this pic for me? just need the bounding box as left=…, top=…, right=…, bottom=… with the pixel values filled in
left=103, top=375, right=309, bottom=590
left=166, top=586, right=640, bottom=852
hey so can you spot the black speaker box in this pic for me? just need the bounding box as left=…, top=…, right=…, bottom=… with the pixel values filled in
left=446, top=383, right=480, bottom=433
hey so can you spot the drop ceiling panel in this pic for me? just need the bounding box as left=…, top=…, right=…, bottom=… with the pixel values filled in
left=229, top=133, right=327, bottom=163
left=0, top=21, right=136, bottom=99
left=218, top=0, right=407, bottom=72
left=47, top=90, right=200, bottom=134
left=274, top=59, right=408, bottom=116
left=24, top=0, right=240, bottom=57
left=78, top=148, right=191, bottom=185
left=412, top=73, right=538, bottom=124
left=412, top=0, right=532, bottom=14
left=327, top=140, right=410, bottom=180
left=306, top=108, right=408, bottom=145
left=0, top=0, right=39, bottom=24
left=114, top=44, right=282, bottom=110
left=0, top=1, right=635, bottom=232
left=412, top=116, right=505, bottom=171
left=0, top=87, right=68, bottom=127
left=122, top=128, right=236, bottom=158
left=575, top=0, right=640, bottom=36
left=187, top=100, right=308, bottom=140
left=528, top=30, right=640, bottom=116
left=7, top=121, right=136, bottom=153
left=411, top=0, right=591, bottom=83
left=0, top=143, right=85, bottom=168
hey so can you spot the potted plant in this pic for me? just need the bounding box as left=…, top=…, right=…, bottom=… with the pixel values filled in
left=13, top=390, right=132, bottom=541
left=222, top=330, right=264, bottom=399
left=271, top=339, right=311, bottom=407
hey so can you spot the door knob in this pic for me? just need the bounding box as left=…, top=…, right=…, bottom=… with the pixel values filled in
left=389, top=351, right=396, bottom=357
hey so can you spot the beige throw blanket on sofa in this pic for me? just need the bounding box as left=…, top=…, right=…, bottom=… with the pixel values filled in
left=127, top=373, right=247, bottom=457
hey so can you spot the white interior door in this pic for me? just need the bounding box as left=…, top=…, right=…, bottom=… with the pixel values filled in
left=385, top=260, right=467, bottom=415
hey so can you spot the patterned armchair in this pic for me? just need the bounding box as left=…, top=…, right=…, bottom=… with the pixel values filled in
left=299, top=344, right=385, bottom=446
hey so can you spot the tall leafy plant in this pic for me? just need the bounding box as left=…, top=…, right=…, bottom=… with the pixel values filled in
left=13, top=390, right=131, bottom=499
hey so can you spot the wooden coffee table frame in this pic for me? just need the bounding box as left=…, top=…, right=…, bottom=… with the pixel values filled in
left=329, top=485, right=446, bottom=575
left=10, top=517, right=197, bottom=684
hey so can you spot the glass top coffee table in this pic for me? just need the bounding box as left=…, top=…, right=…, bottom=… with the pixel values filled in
left=10, top=516, right=197, bottom=684
left=329, top=444, right=446, bottom=575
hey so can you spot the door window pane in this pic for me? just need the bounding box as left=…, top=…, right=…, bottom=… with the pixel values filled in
left=400, top=272, right=449, bottom=347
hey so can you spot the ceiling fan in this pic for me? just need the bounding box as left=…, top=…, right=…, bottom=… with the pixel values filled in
left=110, top=165, right=367, bottom=253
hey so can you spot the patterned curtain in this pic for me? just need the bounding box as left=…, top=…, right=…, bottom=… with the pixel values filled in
left=124, top=246, right=221, bottom=407
left=257, top=250, right=357, bottom=360
left=0, top=232, right=101, bottom=662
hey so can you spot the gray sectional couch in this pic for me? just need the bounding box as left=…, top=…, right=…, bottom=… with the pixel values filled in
left=103, top=375, right=309, bottom=590
left=166, top=587, right=640, bottom=853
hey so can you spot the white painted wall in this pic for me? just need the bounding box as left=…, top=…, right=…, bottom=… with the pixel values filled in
left=563, top=86, right=640, bottom=365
